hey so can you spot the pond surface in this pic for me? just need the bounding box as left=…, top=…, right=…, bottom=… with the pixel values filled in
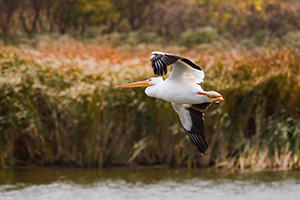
left=0, top=168, right=299, bottom=200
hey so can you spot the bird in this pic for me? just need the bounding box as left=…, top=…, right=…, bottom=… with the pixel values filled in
left=116, top=51, right=224, bottom=155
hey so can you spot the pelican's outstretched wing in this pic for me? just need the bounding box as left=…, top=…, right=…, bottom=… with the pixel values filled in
left=172, top=102, right=211, bottom=155
left=151, top=51, right=205, bottom=84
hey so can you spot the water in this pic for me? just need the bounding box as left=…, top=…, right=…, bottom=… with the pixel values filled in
left=0, top=168, right=299, bottom=200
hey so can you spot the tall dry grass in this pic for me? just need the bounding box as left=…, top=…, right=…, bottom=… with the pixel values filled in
left=0, top=38, right=299, bottom=170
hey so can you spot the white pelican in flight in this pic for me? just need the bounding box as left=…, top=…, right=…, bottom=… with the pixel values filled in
left=117, top=51, right=224, bottom=155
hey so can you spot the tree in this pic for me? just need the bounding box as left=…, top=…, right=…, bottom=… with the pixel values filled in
left=0, top=0, right=19, bottom=39
left=18, top=0, right=45, bottom=37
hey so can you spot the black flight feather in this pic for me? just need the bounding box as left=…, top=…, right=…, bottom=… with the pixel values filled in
left=185, top=104, right=210, bottom=155
left=151, top=52, right=202, bottom=76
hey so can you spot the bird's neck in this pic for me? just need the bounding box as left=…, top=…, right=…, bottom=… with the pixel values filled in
left=145, top=82, right=164, bottom=99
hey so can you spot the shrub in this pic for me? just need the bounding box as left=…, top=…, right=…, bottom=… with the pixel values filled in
left=180, top=26, right=219, bottom=47
left=283, top=31, right=300, bottom=49
left=0, top=39, right=299, bottom=170
left=125, top=31, right=164, bottom=46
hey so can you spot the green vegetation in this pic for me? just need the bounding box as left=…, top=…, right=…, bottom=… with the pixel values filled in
left=0, top=0, right=299, bottom=170
left=0, top=37, right=299, bottom=170
left=1, top=0, right=300, bottom=45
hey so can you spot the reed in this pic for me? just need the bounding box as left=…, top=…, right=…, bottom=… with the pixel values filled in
left=0, top=39, right=299, bottom=170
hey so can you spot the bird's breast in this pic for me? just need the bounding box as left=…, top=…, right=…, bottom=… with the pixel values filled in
left=146, top=81, right=209, bottom=104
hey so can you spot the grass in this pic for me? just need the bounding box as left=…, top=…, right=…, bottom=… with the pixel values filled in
left=0, top=37, right=299, bottom=170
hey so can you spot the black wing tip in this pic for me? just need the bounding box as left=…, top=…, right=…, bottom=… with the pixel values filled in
left=197, top=143, right=209, bottom=155
left=186, top=106, right=208, bottom=155
left=200, top=148, right=208, bottom=156
left=180, top=58, right=202, bottom=71
left=187, top=130, right=208, bottom=155
left=150, top=52, right=202, bottom=76
left=150, top=51, right=181, bottom=76
left=199, top=149, right=208, bottom=156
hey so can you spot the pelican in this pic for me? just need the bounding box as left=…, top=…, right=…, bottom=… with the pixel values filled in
left=116, top=51, right=224, bottom=155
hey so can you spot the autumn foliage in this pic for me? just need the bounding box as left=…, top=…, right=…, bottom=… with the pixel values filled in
left=0, top=37, right=299, bottom=169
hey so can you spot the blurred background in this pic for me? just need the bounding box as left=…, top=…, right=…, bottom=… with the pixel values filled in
left=0, top=0, right=299, bottom=170
left=1, top=1, right=300, bottom=199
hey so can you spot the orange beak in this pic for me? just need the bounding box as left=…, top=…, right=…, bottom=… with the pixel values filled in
left=116, top=80, right=152, bottom=88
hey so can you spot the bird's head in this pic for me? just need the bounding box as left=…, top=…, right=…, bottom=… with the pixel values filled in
left=116, top=77, right=163, bottom=88
left=197, top=91, right=224, bottom=103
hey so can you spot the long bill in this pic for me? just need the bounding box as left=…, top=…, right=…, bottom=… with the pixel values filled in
left=116, top=80, right=152, bottom=88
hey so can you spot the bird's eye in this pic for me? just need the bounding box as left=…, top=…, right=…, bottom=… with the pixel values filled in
left=148, top=79, right=152, bottom=82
